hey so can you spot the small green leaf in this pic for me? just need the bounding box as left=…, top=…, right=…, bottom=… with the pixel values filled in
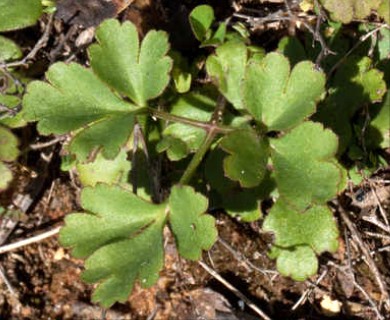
left=320, top=0, right=382, bottom=23
left=376, top=28, right=390, bottom=61
left=201, top=22, right=227, bottom=47
left=0, top=163, right=12, bottom=191
left=0, top=0, right=42, bottom=32
left=0, top=94, right=25, bottom=128
left=263, top=200, right=339, bottom=253
left=315, top=56, right=387, bottom=153
left=270, top=122, right=345, bottom=210
left=277, top=36, right=306, bottom=66
left=223, top=190, right=262, bottom=221
left=206, top=41, right=248, bottom=110
left=0, top=125, right=19, bottom=162
left=89, top=19, right=172, bottom=107
left=378, top=0, right=390, bottom=24
left=205, top=149, right=275, bottom=221
left=76, top=149, right=131, bottom=187
left=23, top=62, right=138, bottom=160
left=169, top=185, right=217, bottom=260
left=231, top=22, right=250, bottom=40
left=70, top=114, right=135, bottom=161
left=263, top=200, right=339, bottom=280
left=273, top=246, right=318, bottom=281
left=189, top=5, right=215, bottom=41
left=0, top=125, right=19, bottom=190
left=158, top=91, right=216, bottom=160
left=220, top=130, right=269, bottom=188
left=0, top=36, right=22, bottom=62
left=369, top=92, right=390, bottom=148
left=156, top=135, right=188, bottom=161
left=243, top=53, right=325, bottom=131
left=60, top=184, right=166, bottom=307
left=170, top=51, right=192, bottom=93
left=205, top=148, right=236, bottom=193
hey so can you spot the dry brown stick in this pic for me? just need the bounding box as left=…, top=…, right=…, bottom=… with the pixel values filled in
left=339, top=208, right=390, bottom=309
left=1, top=14, right=54, bottom=69
left=0, top=226, right=61, bottom=255
left=0, top=264, right=17, bottom=297
left=217, top=237, right=278, bottom=277
left=368, top=181, right=389, bottom=227
left=0, top=263, right=23, bottom=315
left=198, top=260, right=272, bottom=320
left=291, top=268, right=328, bottom=311
left=29, top=136, right=67, bottom=150
left=364, top=231, right=390, bottom=241
left=362, top=215, right=390, bottom=233
left=284, top=0, right=332, bottom=53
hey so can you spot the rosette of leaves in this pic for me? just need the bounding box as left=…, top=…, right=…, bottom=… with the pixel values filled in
left=23, top=19, right=172, bottom=161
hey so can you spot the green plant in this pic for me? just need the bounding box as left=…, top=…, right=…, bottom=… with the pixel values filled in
left=20, top=3, right=388, bottom=309
left=0, top=0, right=42, bottom=61
left=319, top=0, right=389, bottom=24
left=0, top=125, right=19, bottom=190
left=0, top=0, right=44, bottom=190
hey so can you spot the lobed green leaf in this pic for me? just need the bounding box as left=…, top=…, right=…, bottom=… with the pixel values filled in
left=263, top=200, right=339, bottom=280
left=169, top=185, right=217, bottom=260
left=243, top=53, right=325, bottom=131
left=0, top=36, right=22, bottom=62
left=0, top=0, right=42, bottom=32
left=368, top=92, right=390, bottom=149
left=206, top=41, right=248, bottom=110
left=315, top=56, right=387, bottom=153
left=220, top=129, right=268, bottom=188
left=0, top=126, right=18, bottom=162
left=0, top=125, right=19, bottom=190
left=23, top=62, right=138, bottom=160
left=263, top=200, right=339, bottom=253
left=270, top=122, right=345, bottom=210
left=88, top=19, right=172, bottom=107
left=378, top=0, right=390, bottom=24
left=272, top=246, right=318, bottom=281
left=189, top=5, right=215, bottom=42
left=60, top=184, right=166, bottom=307
left=205, top=149, right=275, bottom=221
left=158, top=91, right=216, bottom=160
left=76, top=149, right=131, bottom=187
left=320, top=0, right=382, bottom=23
left=277, top=36, right=306, bottom=66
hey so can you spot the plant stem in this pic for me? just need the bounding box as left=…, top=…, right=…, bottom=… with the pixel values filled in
left=179, top=96, right=227, bottom=185
left=147, top=107, right=233, bottom=134
left=179, top=127, right=218, bottom=185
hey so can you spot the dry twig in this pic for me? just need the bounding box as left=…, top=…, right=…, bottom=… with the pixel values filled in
left=291, top=269, right=328, bottom=310
left=0, top=14, right=54, bottom=69
left=198, top=260, right=272, bottom=320
left=339, top=208, right=390, bottom=309
left=0, top=226, right=61, bottom=255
